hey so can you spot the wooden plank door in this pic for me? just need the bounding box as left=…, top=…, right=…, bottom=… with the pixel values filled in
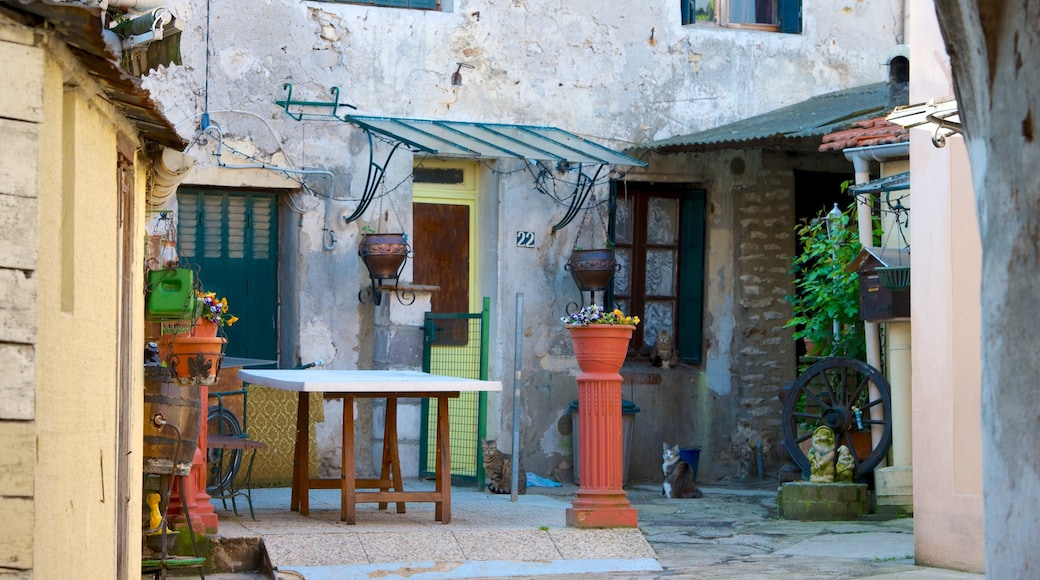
left=413, top=202, right=470, bottom=314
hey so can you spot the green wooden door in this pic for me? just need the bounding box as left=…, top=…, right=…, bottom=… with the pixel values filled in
left=177, top=189, right=278, bottom=361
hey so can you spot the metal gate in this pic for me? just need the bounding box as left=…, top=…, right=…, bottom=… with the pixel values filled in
left=418, top=297, right=490, bottom=486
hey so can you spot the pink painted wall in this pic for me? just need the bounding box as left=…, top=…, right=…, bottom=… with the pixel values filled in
left=907, top=1, right=984, bottom=572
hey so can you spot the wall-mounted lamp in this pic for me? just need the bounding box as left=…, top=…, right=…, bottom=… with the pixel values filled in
left=451, top=62, right=475, bottom=86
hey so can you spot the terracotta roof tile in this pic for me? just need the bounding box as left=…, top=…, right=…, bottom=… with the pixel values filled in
left=819, top=117, right=908, bottom=152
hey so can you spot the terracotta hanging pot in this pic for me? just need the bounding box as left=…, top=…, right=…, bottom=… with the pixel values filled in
left=167, top=335, right=226, bottom=385
left=565, top=248, right=618, bottom=292
left=567, top=325, right=635, bottom=374
left=359, top=233, right=410, bottom=280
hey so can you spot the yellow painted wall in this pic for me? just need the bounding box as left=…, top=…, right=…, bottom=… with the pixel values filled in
left=34, top=55, right=122, bottom=580
left=0, top=19, right=150, bottom=578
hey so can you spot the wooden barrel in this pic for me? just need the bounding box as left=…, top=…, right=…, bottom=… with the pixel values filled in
left=143, top=367, right=201, bottom=476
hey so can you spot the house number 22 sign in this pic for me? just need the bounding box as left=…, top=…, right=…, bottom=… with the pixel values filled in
left=515, top=231, right=535, bottom=248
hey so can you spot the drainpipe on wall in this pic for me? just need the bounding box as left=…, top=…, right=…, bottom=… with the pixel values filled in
left=843, top=142, right=910, bottom=468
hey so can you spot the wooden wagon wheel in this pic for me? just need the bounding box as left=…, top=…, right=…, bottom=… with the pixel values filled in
left=781, top=357, right=893, bottom=480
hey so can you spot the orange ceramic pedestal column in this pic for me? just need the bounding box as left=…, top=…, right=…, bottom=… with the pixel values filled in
left=167, top=384, right=219, bottom=533
left=565, top=325, right=638, bottom=528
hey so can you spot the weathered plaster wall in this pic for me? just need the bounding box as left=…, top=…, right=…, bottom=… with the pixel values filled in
left=907, top=1, right=983, bottom=571
left=146, top=0, right=905, bottom=482
left=0, top=17, right=42, bottom=575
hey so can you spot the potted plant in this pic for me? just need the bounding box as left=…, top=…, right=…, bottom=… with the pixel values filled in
left=162, top=290, right=235, bottom=385
left=784, top=201, right=865, bottom=359
left=560, top=304, right=640, bottom=373
left=560, top=303, right=641, bottom=528
left=193, top=291, right=239, bottom=336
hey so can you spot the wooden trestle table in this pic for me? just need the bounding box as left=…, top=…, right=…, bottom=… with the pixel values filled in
left=237, top=369, right=502, bottom=524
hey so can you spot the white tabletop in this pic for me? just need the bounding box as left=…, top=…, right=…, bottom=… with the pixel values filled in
left=237, top=369, right=502, bottom=393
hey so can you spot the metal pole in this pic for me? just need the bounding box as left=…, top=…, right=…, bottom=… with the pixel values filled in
left=510, top=293, right=523, bottom=502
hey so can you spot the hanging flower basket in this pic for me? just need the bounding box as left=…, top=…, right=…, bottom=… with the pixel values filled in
left=876, top=266, right=911, bottom=290
left=565, top=248, right=618, bottom=292
left=359, top=233, right=410, bottom=281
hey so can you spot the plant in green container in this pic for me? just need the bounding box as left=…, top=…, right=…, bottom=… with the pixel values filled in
left=784, top=200, right=865, bottom=359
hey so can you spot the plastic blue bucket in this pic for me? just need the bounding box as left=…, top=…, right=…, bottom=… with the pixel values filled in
left=679, top=447, right=701, bottom=481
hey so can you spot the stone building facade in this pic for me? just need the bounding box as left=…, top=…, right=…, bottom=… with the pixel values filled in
left=142, top=0, right=906, bottom=483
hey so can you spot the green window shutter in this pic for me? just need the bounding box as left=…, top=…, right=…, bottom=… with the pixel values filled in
left=779, top=0, right=802, bottom=34
left=177, top=189, right=279, bottom=360
left=677, top=191, right=706, bottom=364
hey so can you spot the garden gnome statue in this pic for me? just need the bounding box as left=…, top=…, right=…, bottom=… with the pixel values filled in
left=835, top=445, right=855, bottom=482
left=808, top=426, right=837, bottom=483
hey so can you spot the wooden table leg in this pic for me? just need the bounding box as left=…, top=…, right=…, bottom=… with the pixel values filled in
left=379, top=396, right=406, bottom=513
left=342, top=394, right=356, bottom=523
left=292, top=391, right=310, bottom=514
left=435, top=395, right=452, bottom=523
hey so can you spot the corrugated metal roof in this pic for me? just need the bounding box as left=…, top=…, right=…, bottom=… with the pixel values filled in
left=1, top=0, right=184, bottom=149
left=347, top=115, right=647, bottom=167
left=631, top=82, right=900, bottom=154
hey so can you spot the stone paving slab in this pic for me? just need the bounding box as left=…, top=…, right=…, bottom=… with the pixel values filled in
left=209, top=479, right=984, bottom=580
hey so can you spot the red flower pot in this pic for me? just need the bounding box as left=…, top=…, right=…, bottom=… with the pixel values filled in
left=567, top=325, right=635, bottom=374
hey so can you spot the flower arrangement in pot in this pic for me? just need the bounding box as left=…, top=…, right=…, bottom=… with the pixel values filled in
left=193, top=291, right=239, bottom=337
left=160, top=290, right=236, bottom=385
left=561, top=304, right=640, bottom=374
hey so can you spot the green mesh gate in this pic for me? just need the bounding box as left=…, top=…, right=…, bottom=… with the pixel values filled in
left=419, top=297, right=490, bottom=486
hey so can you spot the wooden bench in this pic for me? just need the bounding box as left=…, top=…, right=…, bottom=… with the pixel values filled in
left=207, top=434, right=267, bottom=520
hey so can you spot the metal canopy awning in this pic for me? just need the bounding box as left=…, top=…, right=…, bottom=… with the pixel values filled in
left=886, top=99, right=962, bottom=147
left=346, top=115, right=647, bottom=167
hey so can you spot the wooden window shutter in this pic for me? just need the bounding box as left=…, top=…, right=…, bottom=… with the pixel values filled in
left=677, top=190, right=706, bottom=364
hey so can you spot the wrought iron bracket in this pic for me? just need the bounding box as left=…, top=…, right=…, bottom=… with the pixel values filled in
left=275, top=84, right=357, bottom=121
left=551, top=164, right=605, bottom=232
left=342, top=131, right=404, bottom=224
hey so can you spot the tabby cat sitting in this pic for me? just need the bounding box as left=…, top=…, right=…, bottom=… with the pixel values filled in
left=650, top=330, right=679, bottom=369
left=661, top=442, right=703, bottom=498
left=481, top=439, right=526, bottom=495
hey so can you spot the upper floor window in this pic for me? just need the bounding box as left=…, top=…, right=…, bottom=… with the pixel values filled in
left=683, top=0, right=802, bottom=33
left=324, top=0, right=440, bottom=9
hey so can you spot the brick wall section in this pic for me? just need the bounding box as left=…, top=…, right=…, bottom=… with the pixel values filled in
left=726, top=160, right=795, bottom=477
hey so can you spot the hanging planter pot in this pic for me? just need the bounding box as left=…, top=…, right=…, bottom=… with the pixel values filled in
left=565, top=248, right=618, bottom=293
left=146, top=268, right=195, bottom=320
left=875, top=266, right=911, bottom=291
left=358, top=233, right=412, bottom=305
left=166, top=335, right=226, bottom=385
left=359, top=233, right=409, bottom=279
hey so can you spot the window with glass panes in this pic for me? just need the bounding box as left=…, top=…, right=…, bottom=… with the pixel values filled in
left=682, top=0, right=802, bottom=33
left=611, top=184, right=706, bottom=364
left=323, top=0, right=439, bottom=9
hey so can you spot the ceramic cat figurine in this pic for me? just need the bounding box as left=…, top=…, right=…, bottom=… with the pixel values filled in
left=482, top=439, right=526, bottom=495
left=662, top=442, right=702, bottom=498
left=651, top=330, right=679, bottom=369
